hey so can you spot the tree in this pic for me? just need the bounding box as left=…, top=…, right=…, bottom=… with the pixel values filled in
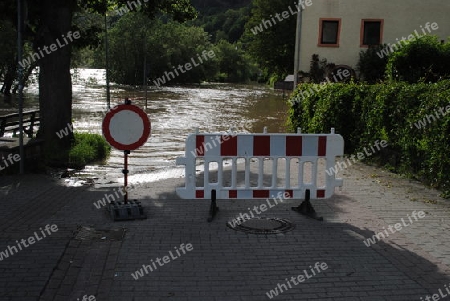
left=105, top=14, right=216, bottom=85
left=0, top=0, right=197, bottom=162
left=214, top=40, right=255, bottom=82
left=357, top=45, right=388, bottom=83
left=193, top=6, right=250, bottom=43
left=242, top=0, right=296, bottom=80
left=0, top=19, right=18, bottom=97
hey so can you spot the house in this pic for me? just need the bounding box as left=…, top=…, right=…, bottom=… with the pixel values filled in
left=297, top=0, right=450, bottom=74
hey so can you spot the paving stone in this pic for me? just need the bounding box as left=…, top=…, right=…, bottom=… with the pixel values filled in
left=1, top=162, right=450, bottom=300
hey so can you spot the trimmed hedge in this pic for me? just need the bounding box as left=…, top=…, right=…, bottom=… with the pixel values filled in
left=288, top=80, right=450, bottom=196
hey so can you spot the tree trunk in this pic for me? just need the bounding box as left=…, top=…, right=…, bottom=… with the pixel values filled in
left=13, top=61, right=38, bottom=94
left=38, top=0, right=76, bottom=158
left=1, top=63, right=16, bottom=96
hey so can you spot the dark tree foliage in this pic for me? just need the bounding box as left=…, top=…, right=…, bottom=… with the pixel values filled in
left=194, top=6, right=250, bottom=43
left=242, top=0, right=296, bottom=80
left=357, top=45, right=388, bottom=83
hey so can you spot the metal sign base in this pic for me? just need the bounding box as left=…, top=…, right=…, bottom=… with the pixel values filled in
left=108, top=200, right=147, bottom=221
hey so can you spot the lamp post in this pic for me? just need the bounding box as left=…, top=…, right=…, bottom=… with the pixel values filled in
left=105, top=13, right=111, bottom=110
left=17, top=0, right=25, bottom=174
left=143, top=25, right=148, bottom=109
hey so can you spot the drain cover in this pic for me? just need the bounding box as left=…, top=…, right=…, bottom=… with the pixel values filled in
left=227, top=217, right=295, bottom=234
left=74, top=226, right=126, bottom=241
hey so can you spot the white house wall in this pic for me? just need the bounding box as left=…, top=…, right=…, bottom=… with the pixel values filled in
left=299, top=0, right=450, bottom=72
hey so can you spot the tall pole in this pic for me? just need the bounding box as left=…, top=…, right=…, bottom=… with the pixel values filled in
left=143, top=26, right=148, bottom=109
left=144, top=56, right=148, bottom=109
left=293, top=2, right=303, bottom=89
left=105, top=14, right=111, bottom=110
left=17, top=0, right=25, bottom=174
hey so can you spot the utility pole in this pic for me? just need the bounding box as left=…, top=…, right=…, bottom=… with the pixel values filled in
left=293, top=3, right=303, bottom=89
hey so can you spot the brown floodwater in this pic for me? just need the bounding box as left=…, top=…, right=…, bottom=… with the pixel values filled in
left=1, top=69, right=290, bottom=186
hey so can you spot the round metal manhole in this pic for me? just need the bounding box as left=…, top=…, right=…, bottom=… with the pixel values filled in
left=74, top=226, right=126, bottom=241
left=226, top=217, right=295, bottom=234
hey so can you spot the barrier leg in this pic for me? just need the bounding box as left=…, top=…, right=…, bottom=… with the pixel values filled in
left=207, top=189, right=219, bottom=222
left=292, top=189, right=323, bottom=221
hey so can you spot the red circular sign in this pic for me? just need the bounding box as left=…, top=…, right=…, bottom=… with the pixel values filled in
left=102, top=104, right=151, bottom=151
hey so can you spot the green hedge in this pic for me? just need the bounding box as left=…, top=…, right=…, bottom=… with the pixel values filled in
left=288, top=80, right=450, bottom=196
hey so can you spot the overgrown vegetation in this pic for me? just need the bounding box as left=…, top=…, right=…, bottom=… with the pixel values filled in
left=289, top=37, right=450, bottom=197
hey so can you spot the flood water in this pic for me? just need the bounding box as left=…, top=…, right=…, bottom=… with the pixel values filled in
left=1, top=69, right=290, bottom=185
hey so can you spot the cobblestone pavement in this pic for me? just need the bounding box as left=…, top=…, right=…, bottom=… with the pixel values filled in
left=0, top=161, right=449, bottom=301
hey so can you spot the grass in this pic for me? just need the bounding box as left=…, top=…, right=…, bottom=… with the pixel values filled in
left=68, top=132, right=111, bottom=168
left=44, top=132, right=111, bottom=169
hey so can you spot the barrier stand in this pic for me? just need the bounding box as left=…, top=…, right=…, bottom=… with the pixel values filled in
left=291, top=189, right=323, bottom=221
left=208, top=190, right=218, bottom=222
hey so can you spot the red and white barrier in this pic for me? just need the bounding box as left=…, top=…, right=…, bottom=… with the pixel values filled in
left=176, top=128, right=344, bottom=208
left=176, top=125, right=344, bottom=191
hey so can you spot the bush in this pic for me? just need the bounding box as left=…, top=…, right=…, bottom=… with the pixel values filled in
left=288, top=80, right=450, bottom=196
left=68, top=133, right=111, bottom=168
left=45, top=132, right=111, bottom=168
left=357, top=45, right=389, bottom=83
left=309, top=54, right=329, bottom=83
left=386, top=36, right=450, bottom=83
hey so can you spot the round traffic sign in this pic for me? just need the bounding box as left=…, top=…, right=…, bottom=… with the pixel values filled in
left=102, top=104, right=151, bottom=151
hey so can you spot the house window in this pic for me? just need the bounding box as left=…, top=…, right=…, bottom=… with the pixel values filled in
left=361, top=20, right=383, bottom=47
left=319, top=18, right=341, bottom=47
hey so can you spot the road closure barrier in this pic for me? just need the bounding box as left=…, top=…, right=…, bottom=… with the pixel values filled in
left=176, top=128, right=344, bottom=221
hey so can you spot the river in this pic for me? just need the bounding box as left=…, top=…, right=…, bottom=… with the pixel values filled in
left=1, top=69, right=290, bottom=186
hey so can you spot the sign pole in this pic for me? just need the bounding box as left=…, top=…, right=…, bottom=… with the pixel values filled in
left=102, top=98, right=151, bottom=221
left=123, top=150, right=129, bottom=204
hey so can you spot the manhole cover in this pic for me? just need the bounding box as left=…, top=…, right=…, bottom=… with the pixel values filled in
left=74, top=226, right=126, bottom=241
left=227, top=217, right=295, bottom=234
